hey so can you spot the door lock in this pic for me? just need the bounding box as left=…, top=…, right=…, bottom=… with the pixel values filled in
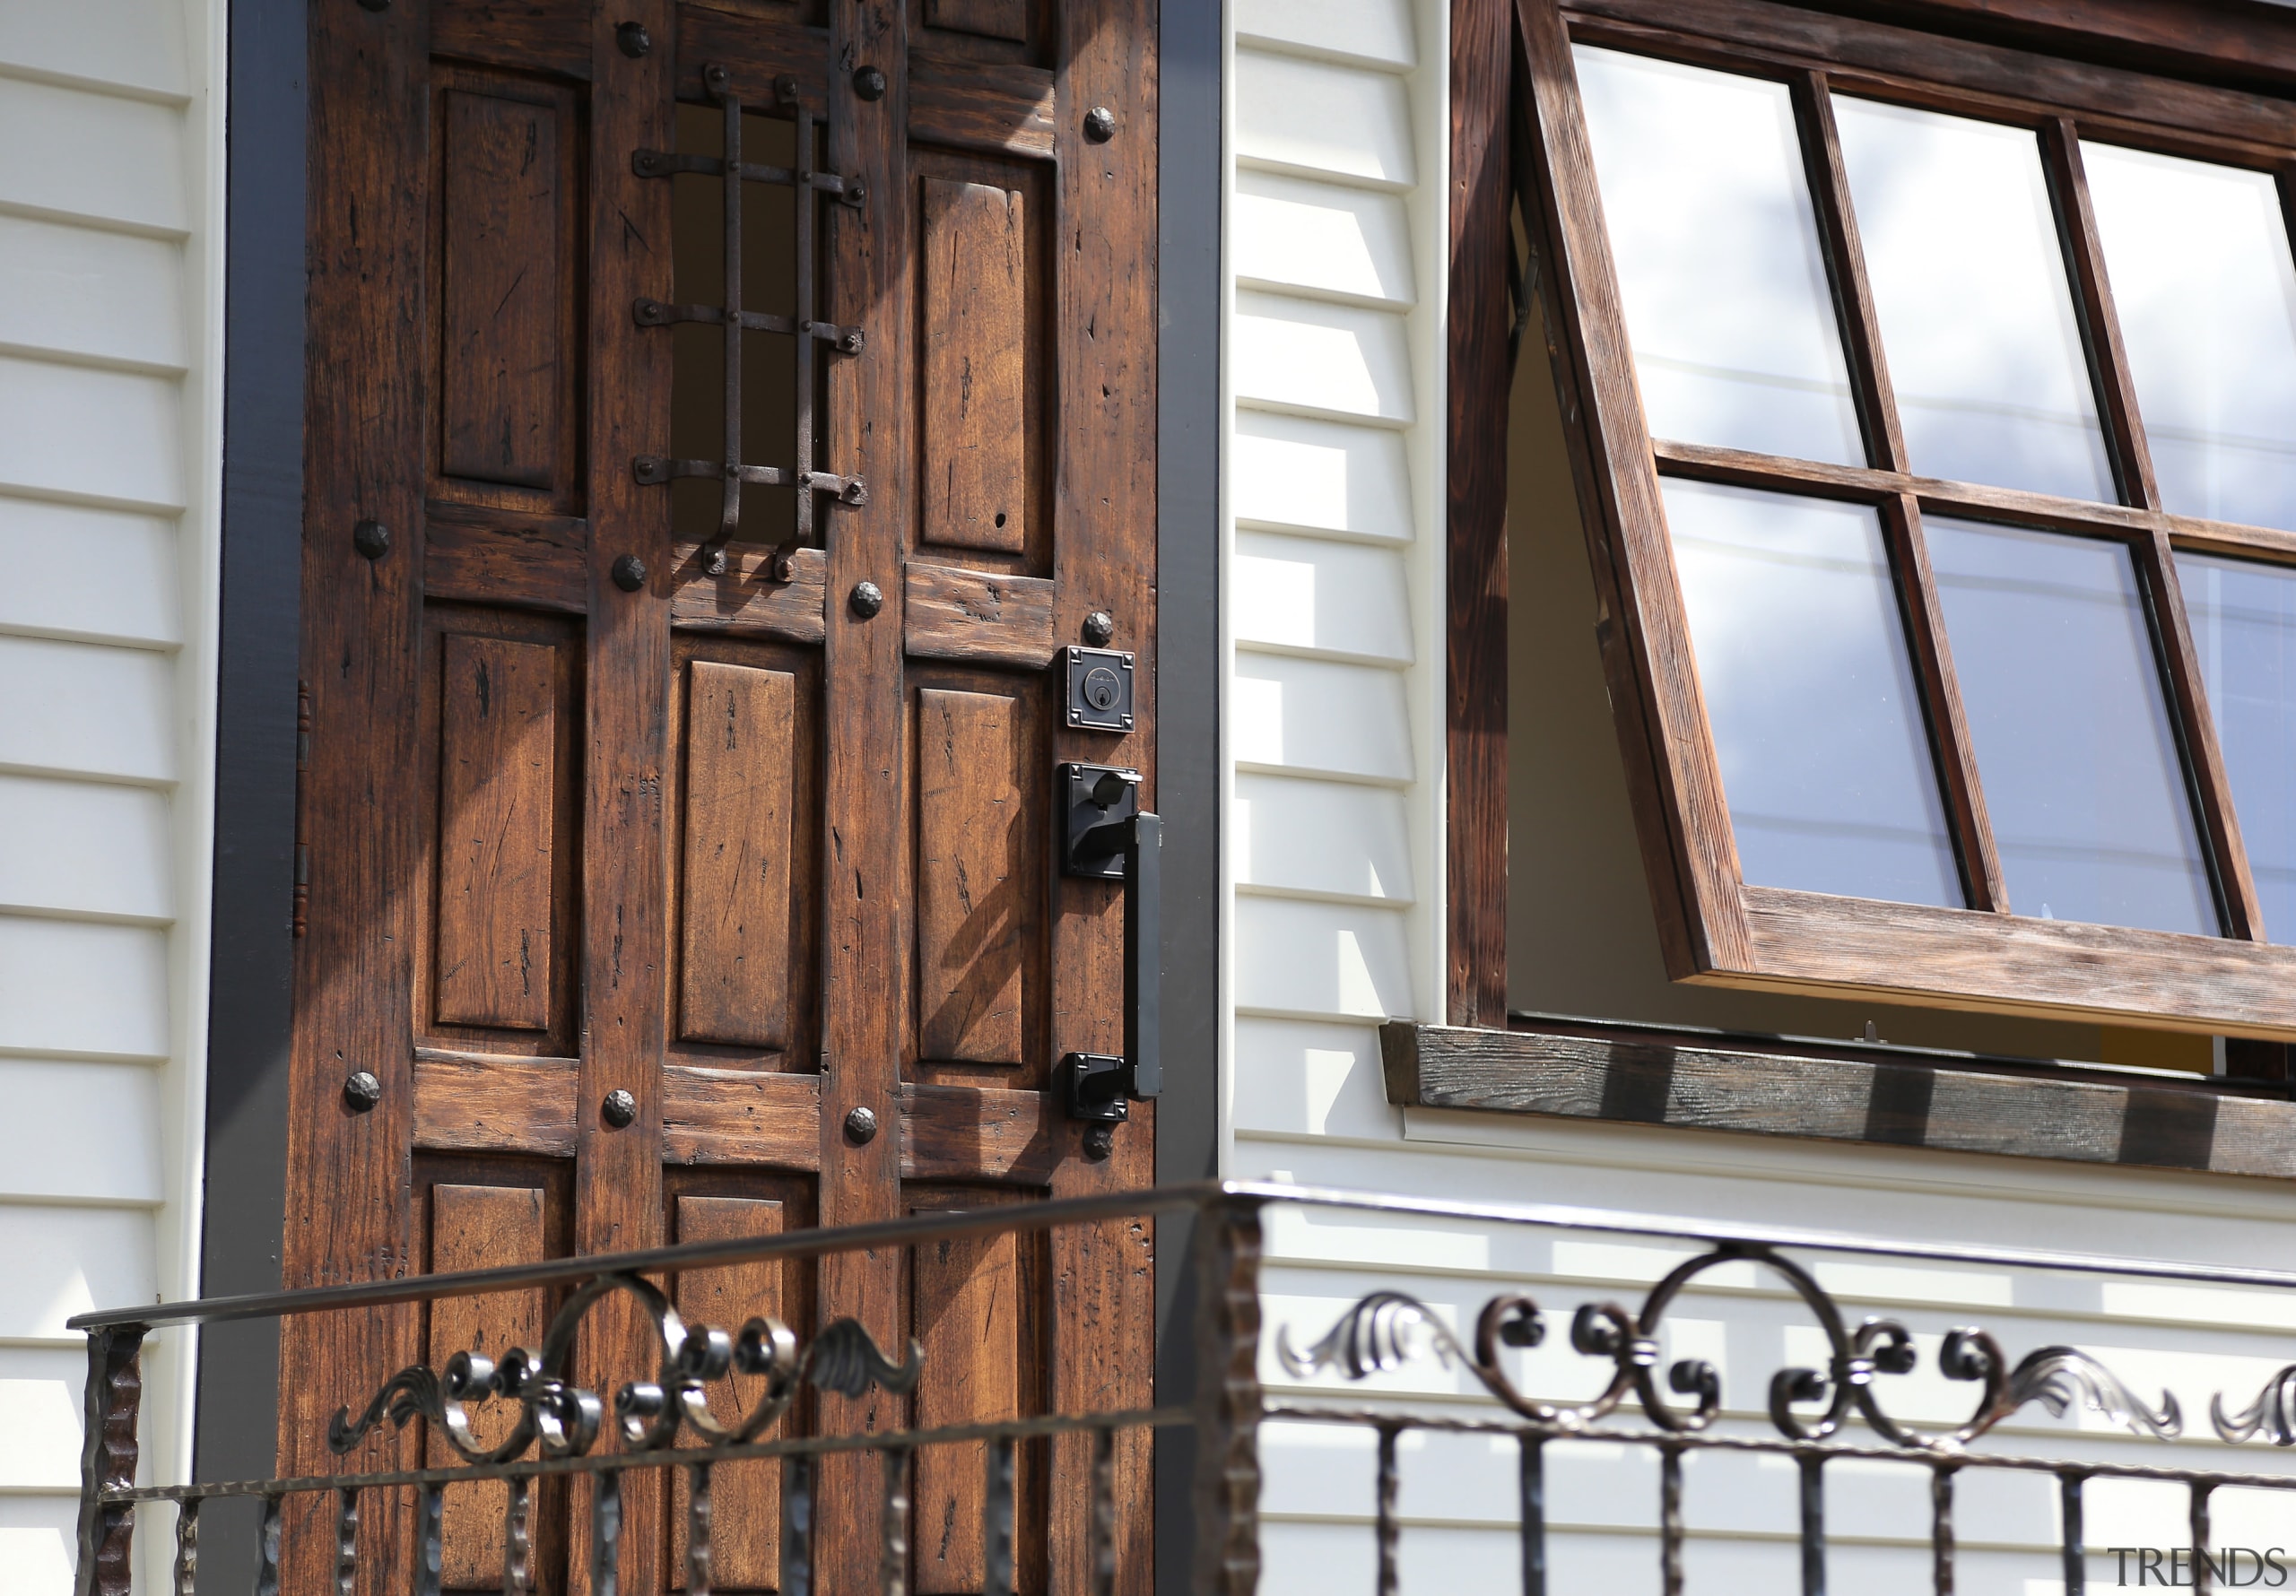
left=1058, top=764, right=1160, bottom=1123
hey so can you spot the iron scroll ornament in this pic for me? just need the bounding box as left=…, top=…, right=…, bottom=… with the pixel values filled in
left=1276, top=1242, right=2184, bottom=1453
left=328, top=1270, right=923, bottom=1462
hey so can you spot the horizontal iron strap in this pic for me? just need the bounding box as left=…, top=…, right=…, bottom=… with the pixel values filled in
left=1262, top=1406, right=2296, bottom=1491
left=100, top=1406, right=1191, bottom=1506
left=72, top=1184, right=1235, bottom=1330
left=631, top=458, right=866, bottom=503
left=630, top=150, right=863, bottom=204
left=631, top=299, right=865, bottom=351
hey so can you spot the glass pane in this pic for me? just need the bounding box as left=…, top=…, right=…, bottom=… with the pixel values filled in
left=2180, top=552, right=2296, bottom=941
left=1926, top=517, right=2215, bottom=932
left=1575, top=48, right=1864, bottom=464
left=1665, top=479, right=1961, bottom=905
left=2086, top=144, right=2296, bottom=531
left=1833, top=99, right=2115, bottom=501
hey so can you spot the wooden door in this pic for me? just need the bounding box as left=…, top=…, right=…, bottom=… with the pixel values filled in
left=282, top=3, right=1157, bottom=1592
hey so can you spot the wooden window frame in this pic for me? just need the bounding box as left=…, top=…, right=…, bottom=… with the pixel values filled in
left=1450, top=0, right=2296, bottom=1040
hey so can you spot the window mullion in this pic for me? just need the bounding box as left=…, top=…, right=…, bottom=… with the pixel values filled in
left=1791, top=71, right=1909, bottom=475
left=2040, top=117, right=2162, bottom=512
left=2138, top=525, right=2268, bottom=939
left=1888, top=493, right=2009, bottom=913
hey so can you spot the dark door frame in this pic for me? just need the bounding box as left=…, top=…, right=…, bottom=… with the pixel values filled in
left=193, top=4, right=1219, bottom=1590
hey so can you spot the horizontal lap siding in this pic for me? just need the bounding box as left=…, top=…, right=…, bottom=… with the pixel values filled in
left=0, top=9, right=217, bottom=1592
left=1222, top=3, right=2296, bottom=1589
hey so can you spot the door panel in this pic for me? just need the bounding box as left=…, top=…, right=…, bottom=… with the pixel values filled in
left=290, top=2, right=1157, bottom=1591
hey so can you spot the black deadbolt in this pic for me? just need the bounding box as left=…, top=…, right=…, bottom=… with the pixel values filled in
left=849, top=579, right=884, bottom=619
left=612, top=553, right=648, bottom=592
left=853, top=65, right=887, bottom=100
left=602, top=1089, right=639, bottom=1128
left=353, top=520, right=390, bottom=559
left=616, top=21, right=651, bottom=56
left=343, top=1071, right=382, bottom=1113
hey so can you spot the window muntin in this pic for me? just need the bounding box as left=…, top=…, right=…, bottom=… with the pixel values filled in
left=1665, top=479, right=1962, bottom=904
left=2182, top=551, right=2296, bottom=941
left=1832, top=98, right=2116, bottom=500
left=2086, top=144, right=2296, bottom=532
left=1574, top=47, right=1864, bottom=464
left=1927, top=518, right=2217, bottom=932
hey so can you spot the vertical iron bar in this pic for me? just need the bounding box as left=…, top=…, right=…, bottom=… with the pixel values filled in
left=170, top=1499, right=197, bottom=1596
left=780, top=1454, right=814, bottom=1596
left=1192, top=1197, right=1266, bottom=1596
left=253, top=1493, right=282, bottom=1596
left=1519, top=1436, right=1546, bottom=1596
left=1659, top=1444, right=1685, bottom=1596
left=1375, top=1424, right=1403, bottom=1596
left=503, top=1477, right=534, bottom=1594
left=1929, top=1463, right=1955, bottom=1596
left=335, top=1487, right=359, bottom=1596
left=718, top=75, right=744, bottom=546
left=983, top=1437, right=1017, bottom=1596
left=790, top=101, right=815, bottom=575
left=688, top=1461, right=716, bottom=1596
left=414, top=1482, right=444, bottom=1596
left=592, top=1471, right=624, bottom=1596
left=1092, top=1426, right=1120, bottom=1596
left=1799, top=1453, right=1826, bottom=1596
left=2192, top=1481, right=2215, bottom=1596
left=2060, top=1472, right=2085, bottom=1596
left=879, top=1447, right=910, bottom=1596
left=74, top=1323, right=144, bottom=1596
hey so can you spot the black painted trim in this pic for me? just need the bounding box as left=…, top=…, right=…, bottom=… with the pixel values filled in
left=193, top=1, right=305, bottom=1587
left=1152, top=0, right=1222, bottom=1588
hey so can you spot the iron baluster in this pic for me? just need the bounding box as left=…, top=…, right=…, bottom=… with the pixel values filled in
left=170, top=1499, right=196, bottom=1596
left=1091, top=1425, right=1119, bottom=1596
left=1659, top=1443, right=1685, bottom=1596
left=788, top=86, right=814, bottom=583
left=414, top=1481, right=443, bottom=1596
left=715, top=65, right=742, bottom=553
left=688, top=1461, right=716, bottom=1596
left=254, top=1494, right=282, bottom=1596
left=73, top=1323, right=143, bottom=1596
left=1930, top=1463, right=1956, bottom=1596
left=2193, top=1480, right=2216, bottom=1595
left=2060, top=1471, right=2086, bottom=1596
left=1193, top=1197, right=1265, bottom=1596
left=780, top=1455, right=814, bottom=1596
left=503, top=1477, right=534, bottom=1593
left=1798, top=1453, right=1827, bottom=1596
left=1519, top=1436, right=1546, bottom=1596
left=591, top=1471, right=623, bottom=1596
left=983, top=1436, right=1017, bottom=1596
left=335, top=1486, right=358, bottom=1596
left=1374, top=1422, right=1403, bottom=1596
left=879, top=1447, right=910, bottom=1596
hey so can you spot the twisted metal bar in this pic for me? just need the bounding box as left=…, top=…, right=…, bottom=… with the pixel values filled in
left=2060, top=1472, right=2087, bottom=1596
left=1092, top=1426, right=1119, bottom=1596
left=780, top=1455, right=814, bottom=1596
left=334, top=1487, right=357, bottom=1596
left=1798, top=1454, right=1826, bottom=1596
left=591, top=1472, right=623, bottom=1596
left=503, top=1477, right=533, bottom=1594
left=169, top=1499, right=195, bottom=1596
left=879, top=1447, right=909, bottom=1596
left=984, top=1437, right=1016, bottom=1596
left=1519, top=1436, right=1546, bottom=1596
left=1375, top=1423, right=1402, bottom=1596
left=1930, top=1464, right=1956, bottom=1596
left=687, top=1461, right=715, bottom=1596
left=413, top=1482, right=442, bottom=1596
left=2193, top=1481, right=2215, bottom=1596
left=253, top=1494, right=281, bottom=1596
left=1659, top=1444, right=1684, bottom=1596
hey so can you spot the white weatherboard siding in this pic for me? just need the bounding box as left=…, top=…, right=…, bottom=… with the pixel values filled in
left=0, top=4, right=223, bottom=1591
left=1222, top=4, right=2296, bottom=1591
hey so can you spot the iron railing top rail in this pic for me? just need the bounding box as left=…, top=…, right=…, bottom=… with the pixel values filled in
left=74, top=1177, right=2296, bottom=1333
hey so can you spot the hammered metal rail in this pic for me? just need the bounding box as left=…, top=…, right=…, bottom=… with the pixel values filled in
left=631, top=63, right=866, bottom=580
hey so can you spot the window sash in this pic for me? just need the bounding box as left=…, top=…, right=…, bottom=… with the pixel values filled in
left=1507, top=0, right=2296, bottom=1034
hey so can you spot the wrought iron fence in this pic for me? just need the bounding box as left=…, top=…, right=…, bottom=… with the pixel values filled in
left=69, top=1181, right=2296, bottom=1594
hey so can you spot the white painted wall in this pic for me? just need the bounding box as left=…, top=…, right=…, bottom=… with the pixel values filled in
left=1222, top=3, right=2296, bottom=1590
left=0, top=3, right=223, bottom=1590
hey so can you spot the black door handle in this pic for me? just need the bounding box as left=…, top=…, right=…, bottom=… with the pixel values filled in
left=1057, top=764, right=1160, bottom=1123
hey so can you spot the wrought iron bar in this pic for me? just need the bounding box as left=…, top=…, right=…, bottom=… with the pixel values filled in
left=781, top=1455, right=814, bottom=1596
left=1519, top=1436, right=1546, bottom=1596
left=714, top=65, right=741, bottom=551
left=1799, top=1453, right=1826, bottom=1596
left=253, top=1494, right=281, bottom=1596
left=879, top=1447, right=910, bottom=1596
left=1375, top=1422, right=1403, bottom=1596
left=983, top=1436, right=1016, bottom=1596
left=1660, top=1443, right=1685, bottom=1596
left=789, top=83, right=815, bottom=583
left=1930, top=1462, right=1956, bottom=1596
left=169, top=1499, right=195, bottom=1596
left=503, top=1477, right=533, bottom=1593
left=413, top=1482, right=442, bottom=1596
left=334, top=1486, right=357, bottom=1596
left=1092, top=1425, right=1119, bottom=1596
left=2061, top=1471, right=2086, bottom=1596
left=687, top=1461, right=715, bottom=1596
left=74, top=1323, right=143, bottom=1596
left=2193, top=1480, right=2215, bottom=1596
left=591, top=1471, right=623, bottom=1596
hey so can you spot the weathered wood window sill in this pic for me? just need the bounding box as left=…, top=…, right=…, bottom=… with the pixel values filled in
left=1380, top=1017, right=2296, bottom=1178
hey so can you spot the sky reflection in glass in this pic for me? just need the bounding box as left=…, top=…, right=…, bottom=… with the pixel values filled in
left=1834, top=99, right=2115, bottom=501
left=1576, top=47, right=1865, bottom=464
left=2180, top=553, right=2296, bottom=942
left=2087, top=144, right=2296, bottom=532
left=1927, top=517, right=2215, bottom=933
left=1665, top=479, right=1961, bottom=905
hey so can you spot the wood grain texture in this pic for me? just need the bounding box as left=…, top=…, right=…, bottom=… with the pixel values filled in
left=425, top=502, right=590, bottom=613
left=904, top=561, right=1057, bottom=666
left=432, top=0, right=591, bottom=81
left=1387, top=1019, right=2296, bottom=1176
left=917, top=689, right=1026, bottom=1064
left=439, top=85, right=572, bottom=494
left=900, top=1082, right=1057, bottom=1184
left=1791, top=73, right=1905, bottom=473
left=909, top=57, right=1057, bottom=159
left=928, top=0, right=1031, bottom=42
left=672, top=544, right=831, bottom=641
left=426, top=1183, right=549, bottom=1584
left=1446, top=0, right=1512, bottom=1027
left=680, top=662, right=798, bottom=1046
left=2042, top=118, right=2158, bottom=512
left=413, top=1051, right=580, bottom=1156
left=670, top=1195, right=790, bottom=1588
left=909, top=1214, right=1029, bottom=1594
left=923, top=178, right=1030, bottom=552
left=662, top=1064, right=825, bottom=1169
left=436, top=633, right=559, bottom=1029
left=1650, top=438, right=2161, bottom=533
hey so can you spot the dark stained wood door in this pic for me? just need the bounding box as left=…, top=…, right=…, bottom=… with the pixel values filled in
left=283, top=3, right=1158, bottom=1591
